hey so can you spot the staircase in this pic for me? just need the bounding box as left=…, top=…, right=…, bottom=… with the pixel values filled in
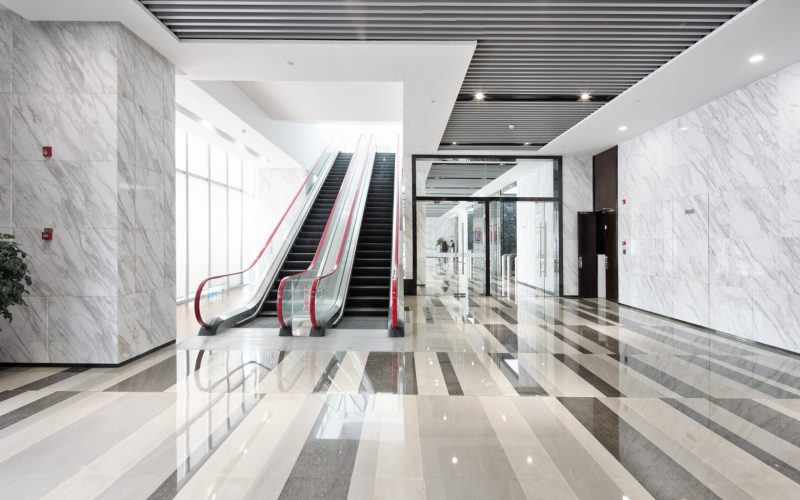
left=344, top=153, right=395, bottom=317
left=259, top=153, right=352, bottom=317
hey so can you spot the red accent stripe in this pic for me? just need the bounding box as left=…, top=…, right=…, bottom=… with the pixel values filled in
left=390, top=135, right=401, bottom=329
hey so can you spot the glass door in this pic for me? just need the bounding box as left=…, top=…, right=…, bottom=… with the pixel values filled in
left=467, top=202, right=486, bottom=295
left=490, top=200, right=560, bottom=297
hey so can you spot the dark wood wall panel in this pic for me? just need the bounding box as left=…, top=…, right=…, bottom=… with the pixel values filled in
left=593, top=146, right=618, bottom=211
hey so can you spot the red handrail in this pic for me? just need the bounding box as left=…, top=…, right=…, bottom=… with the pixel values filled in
left=390, top=136, right=401, bottom=329
left=277, top=135, right=366, bottom=328
left=193, top=137, right=337, bottom=329
left=308, top=136, right=376, bottom=329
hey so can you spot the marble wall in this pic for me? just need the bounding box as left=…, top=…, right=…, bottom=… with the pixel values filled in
left=561, top=155, right=593, bottom=296
left=0, top=7, right=176, bottom=364
left=618, top=60, right=800, bottom=353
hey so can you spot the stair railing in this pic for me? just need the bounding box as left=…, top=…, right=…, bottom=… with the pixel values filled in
left=276, top=135, right=372, bottom=332
left=192, top=138, right=340, bottom=334
left=308, top=136, right=377, bottom=330
left=389, top=135, right=404, bottom=336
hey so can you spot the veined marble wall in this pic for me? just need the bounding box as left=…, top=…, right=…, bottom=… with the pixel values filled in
left=559, top=155, right=592, bottom=296
left=0, top=7, right=176, bottom=364
left=619, top=60, right=800, bottom=354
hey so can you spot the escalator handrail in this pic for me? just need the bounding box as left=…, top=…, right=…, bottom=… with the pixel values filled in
left=390, top=136, right=401, bottom=330
left=276, top=136, right=366, bottom=328
left=193, top=136, right=338, bottom=329
left=309, top=135, right=376, bottom=328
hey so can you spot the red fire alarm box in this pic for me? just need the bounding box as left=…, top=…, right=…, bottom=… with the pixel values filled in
left=42, top=146, right=52, bottom=158
left=42, top=228, right=53, bottom=240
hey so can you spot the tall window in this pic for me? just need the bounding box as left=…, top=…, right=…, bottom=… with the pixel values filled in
left=175, top=128, right=257, bottom=301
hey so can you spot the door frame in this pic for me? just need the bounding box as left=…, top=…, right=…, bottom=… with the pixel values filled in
left=410, top=154, right=563, bottom=296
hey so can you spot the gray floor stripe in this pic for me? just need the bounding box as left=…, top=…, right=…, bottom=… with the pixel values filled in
left=554, top=354, right=622, bottom=397
left=664, top=398, right=800, bottom=485
left=612, top=355, right=709, bottom=399
left=491, top=306, right=518, bottom=325
left=359, top=352, right=417, bottom=395
left=146, top=393, right=264, bottom=499
left=105, top=356, right=178, bottom=392
left=711, top=355, right=800, bottom=389
left=562, top=324, right=645, bottom=355
left=278, top=394, right=366, bottom=500
left=489, top=353, right=548, bottom=396
left=677, top=355, right=800, bottom=399
left=436, top=352, right=464, bottom=396
left=484, top=323, right=519, bottom=353
left=559, top=397, right=721, bottom=500
left=0, top=391, right=79, bottom=431
left=710, top=398, right=800, bottom=448
left=14, top=367, right=88, bottom=391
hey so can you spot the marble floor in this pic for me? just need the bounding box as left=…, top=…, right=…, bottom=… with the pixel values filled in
left=1, top=288, right=800, bottom=499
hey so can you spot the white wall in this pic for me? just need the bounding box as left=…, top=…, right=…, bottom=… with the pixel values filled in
left=618, top=60, right=800, bottom=353
left=561, top=156, right=593, bottom=296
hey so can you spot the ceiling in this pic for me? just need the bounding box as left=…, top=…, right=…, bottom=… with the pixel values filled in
left=6, top=0, right=799, bottom=160
left=137, top=0, right=754, bottom=150
left=236, top=81, right=403, bottom=123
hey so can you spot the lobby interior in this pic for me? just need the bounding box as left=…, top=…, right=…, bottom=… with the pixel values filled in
left=1, top=1, right=800, bottom=499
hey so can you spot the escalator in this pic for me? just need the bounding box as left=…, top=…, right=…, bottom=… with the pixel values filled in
left=343, top=153, right=395, bottom=317
left=258, top=153, right=352, bottom=317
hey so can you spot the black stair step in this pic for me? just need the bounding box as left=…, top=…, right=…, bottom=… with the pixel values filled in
left=346, top=297, right=389, bottom=308
left=343, top=307, right=389, bottom=317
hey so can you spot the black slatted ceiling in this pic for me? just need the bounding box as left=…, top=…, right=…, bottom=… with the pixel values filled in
left=140, top=0, right=753, bottom=149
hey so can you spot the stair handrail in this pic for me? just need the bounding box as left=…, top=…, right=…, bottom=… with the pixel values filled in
left=276, top=135, right=369, bottom=329
left=308, top=135, right=376, bottom=329
left=193, top=136, right=340, bottom=331
left=389, top=135, right=403, bottom=334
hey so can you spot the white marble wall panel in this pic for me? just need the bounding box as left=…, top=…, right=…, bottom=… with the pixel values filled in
left=619, top=59, right=800, bottom=354
left=0, top=92, right=10, bottom=159
left=48, top=296, right=117, bottom=364
left=0, top=9, right=14, bottom=92
left=0, top=296, right=47, bottom=362
left=0, top=159, right=10, bottom=226
left=0, top=9, right=176, bottom=364
left=561, top=155, right=592, bottom=296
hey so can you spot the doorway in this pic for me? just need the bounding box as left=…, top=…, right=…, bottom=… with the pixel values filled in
left=489, top=200, right=560, bottom=298
left=412, top=154, right=563, bottom=299
left=577, top=210, right=618, bottom=300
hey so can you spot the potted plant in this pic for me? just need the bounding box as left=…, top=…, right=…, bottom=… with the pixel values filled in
left=0, top=233, right=32, bottom=328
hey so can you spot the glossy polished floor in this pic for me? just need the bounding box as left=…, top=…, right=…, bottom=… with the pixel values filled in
left=2, top=289, right=800, bottom=499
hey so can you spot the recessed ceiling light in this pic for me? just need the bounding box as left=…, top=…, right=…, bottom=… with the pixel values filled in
left=474, top=92, right=485, bottom=101
left=679, top=126, right=688, bottom=132
left=618, top=125, right=628, bottom=132
left=523, top=142, right=531, bottom=146
left=452, top=141, right=457, bottom=145
left=749, top=54, right=764, bottom=63
left=508, top=124, right=515, bottom=130
left=579, top=93, right=591, bottom=101
left=200, top=120, right=213, bottom=131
